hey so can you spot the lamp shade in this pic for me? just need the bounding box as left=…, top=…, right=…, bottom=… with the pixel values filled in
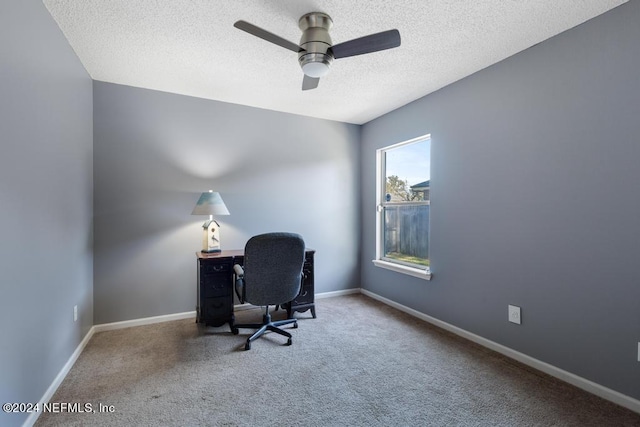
left=191, top=191, right=230, bottom=216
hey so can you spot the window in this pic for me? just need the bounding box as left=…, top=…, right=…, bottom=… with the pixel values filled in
left=373, top=135, right=431, bottom=280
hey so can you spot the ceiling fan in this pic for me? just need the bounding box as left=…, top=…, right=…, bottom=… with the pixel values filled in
left=234, top=12, right=401, bottom=91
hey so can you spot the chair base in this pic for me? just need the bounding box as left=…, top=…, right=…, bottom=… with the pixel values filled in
left=233, top=307, right=298, bottom=350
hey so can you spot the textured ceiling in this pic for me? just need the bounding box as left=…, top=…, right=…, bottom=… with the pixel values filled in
left=43, top=0, right=626, bottom=124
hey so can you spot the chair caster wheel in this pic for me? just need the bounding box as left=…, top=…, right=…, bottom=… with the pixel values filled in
left=245, top=342, right=251, bottom=351
left=293, top=322, right=298, bottom=329
left=286, top=338, right=292, bottom=346
left=232, top=328, right=239, bottom=335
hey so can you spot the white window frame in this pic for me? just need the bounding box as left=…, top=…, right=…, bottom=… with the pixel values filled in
left=373, top=134, right=432, bottom=280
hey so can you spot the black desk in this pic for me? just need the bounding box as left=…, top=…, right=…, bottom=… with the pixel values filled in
left=196, top=249, right=315, bottom=330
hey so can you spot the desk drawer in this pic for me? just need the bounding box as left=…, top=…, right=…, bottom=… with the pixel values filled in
left=201, top=297, right=231, bottom=319
left=200, top=274, right=231, bottom=297
left=200, top=262, right=231, bottom=274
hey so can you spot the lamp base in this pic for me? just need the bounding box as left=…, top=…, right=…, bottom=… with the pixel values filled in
left=202, top=220, right=222, bottom=253
left=201, top=248, right=221, bottom=253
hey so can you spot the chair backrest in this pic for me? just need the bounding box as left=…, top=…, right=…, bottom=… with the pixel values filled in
left=242, top=232, right=305, bottom=306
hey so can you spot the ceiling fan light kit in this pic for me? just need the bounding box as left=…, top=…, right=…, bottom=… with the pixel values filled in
left=234, top=12, right=401, bottom=90
left=298, top=12, right=334, bottom=78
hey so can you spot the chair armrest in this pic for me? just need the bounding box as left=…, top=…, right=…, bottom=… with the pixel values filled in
left=233, top=264, right=244, bottom=277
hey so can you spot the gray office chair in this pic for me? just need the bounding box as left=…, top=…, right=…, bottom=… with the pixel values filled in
left=232, top=232, right=305, bottom=350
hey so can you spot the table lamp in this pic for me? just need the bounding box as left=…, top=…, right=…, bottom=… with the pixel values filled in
left=191, top=190, right=230, bottom=253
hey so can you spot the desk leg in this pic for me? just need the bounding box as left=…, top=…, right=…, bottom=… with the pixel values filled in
left=230, top=314, right=238, bottom=334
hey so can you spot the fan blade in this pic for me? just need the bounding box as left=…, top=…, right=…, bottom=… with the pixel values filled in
left=234, top=20, right=303, bottom=53
left=331, top=29, right=401, bottom=59
left=302, top=75, right=320, bottom=91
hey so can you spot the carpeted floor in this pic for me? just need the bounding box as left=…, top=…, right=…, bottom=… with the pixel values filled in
left=36, top=294, right=640, bottom=426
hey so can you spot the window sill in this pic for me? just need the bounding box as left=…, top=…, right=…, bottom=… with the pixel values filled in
left=372, top=260, right=432, bottom=280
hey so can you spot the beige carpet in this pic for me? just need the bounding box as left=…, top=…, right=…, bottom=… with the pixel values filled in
left=36, top=294, right=640, bottom=426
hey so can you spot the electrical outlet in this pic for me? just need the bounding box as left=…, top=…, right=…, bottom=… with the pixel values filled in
left=508, top=305, right=521, bottom=325
left=74, top=305, right=78, bottom=322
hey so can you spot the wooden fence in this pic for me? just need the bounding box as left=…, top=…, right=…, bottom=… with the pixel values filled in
left=384, top=204, right=429, bottom=260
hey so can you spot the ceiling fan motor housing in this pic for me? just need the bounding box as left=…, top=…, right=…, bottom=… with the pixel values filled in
left=298, top=12, right=334, bottom=78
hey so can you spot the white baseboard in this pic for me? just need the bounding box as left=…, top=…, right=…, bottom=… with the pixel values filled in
left=360, top=288, right=640, bottom=415
left=93, top=311, right=196, bottom=333
left=316, top=288, right=361, bottom=299
left=90, top=289, right=361, bottom=331
left=23, top=326, right=96, bottom=427
left=23, top=311, right=199, bottom=426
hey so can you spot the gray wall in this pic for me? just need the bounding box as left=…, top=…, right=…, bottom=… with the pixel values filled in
left=0, top=1, right=93, bottom=426
left=361, top=0, right=640, bottom=400
left=93, top=82, right=361, bottom=324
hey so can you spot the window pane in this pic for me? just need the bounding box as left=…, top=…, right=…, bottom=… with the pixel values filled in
left=383, top=204, right=430, bottom=267
left=384, top=139, right=430, bottom=203
left=378, top=136, right=430, bottom=271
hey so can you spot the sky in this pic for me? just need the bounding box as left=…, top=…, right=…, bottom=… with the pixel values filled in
left=385, top=137, right=431, bottom=187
